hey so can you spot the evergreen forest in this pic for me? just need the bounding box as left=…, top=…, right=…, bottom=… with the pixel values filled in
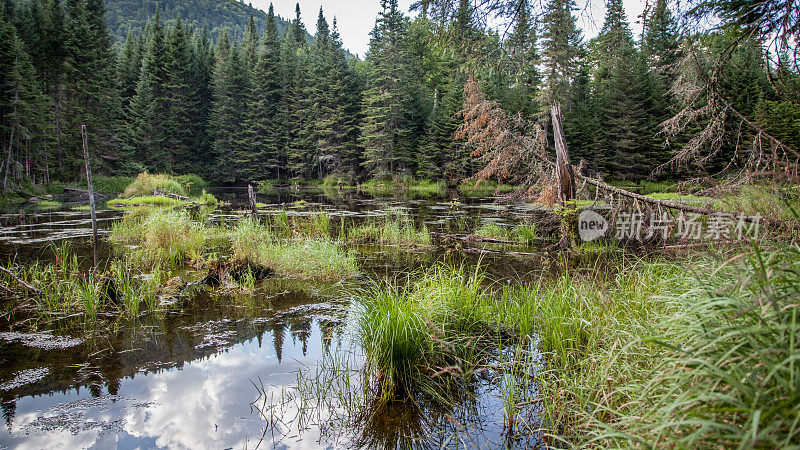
left=0, top=0, right=798, bottom=189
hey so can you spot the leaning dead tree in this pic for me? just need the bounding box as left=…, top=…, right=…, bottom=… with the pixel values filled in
left=457, top=74, right=771, bottom=223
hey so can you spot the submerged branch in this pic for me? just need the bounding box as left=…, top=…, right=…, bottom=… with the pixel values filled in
left=0, top=265, right=40, bottom=295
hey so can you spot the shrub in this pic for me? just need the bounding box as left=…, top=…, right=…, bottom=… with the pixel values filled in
left=174, top=174, right=208, bottom=195
left=123, top=173, right=188, bottom=198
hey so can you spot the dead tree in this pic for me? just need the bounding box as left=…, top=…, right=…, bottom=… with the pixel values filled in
left=457, top=75, right=769, bottom=225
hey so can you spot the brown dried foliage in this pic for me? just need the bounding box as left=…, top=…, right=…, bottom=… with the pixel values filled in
left=456, top=73, right=552, bottom=197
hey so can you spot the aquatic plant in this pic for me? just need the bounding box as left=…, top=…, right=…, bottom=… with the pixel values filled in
left=0, top=243, right=162, bottom=324
left=457, top=179, right=516, bottom=197
left=359, top=176, right=444, bottom=197
left=474, top=222, right=509, bottom=240
left=348, top=210, right=431, bottom=247
left=229, top=217, right=272, bottom=265
left=291, top=212, right=331, bottom=238
left=108, top=195, right=186, bottom=207
left=110, top=209, right=213, bottom=269
left=258, top=239, right=358, bottom=280
left=511, top=223, right=538, bottom=246
left=357, top=265, right=498, bottom=404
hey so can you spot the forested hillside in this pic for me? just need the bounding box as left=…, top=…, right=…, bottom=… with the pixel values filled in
left=0, top=0, right=797, bottom=189
left=104, top=0, right=307, bottom=43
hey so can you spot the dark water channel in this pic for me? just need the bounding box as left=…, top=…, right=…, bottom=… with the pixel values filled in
left=0, top=187, right=554, bottom=449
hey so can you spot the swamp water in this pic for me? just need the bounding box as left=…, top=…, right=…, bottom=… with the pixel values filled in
left=0, top=187, right=564, bottom=449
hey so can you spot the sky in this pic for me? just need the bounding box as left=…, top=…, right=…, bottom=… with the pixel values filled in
left=249, top=0, right=648, bottom=58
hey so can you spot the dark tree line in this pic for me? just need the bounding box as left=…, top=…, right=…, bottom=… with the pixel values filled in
left=1, top=0, right=797, bottom=190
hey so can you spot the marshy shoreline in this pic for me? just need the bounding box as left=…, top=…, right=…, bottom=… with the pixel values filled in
left=0, top=175, right=798, bottom=448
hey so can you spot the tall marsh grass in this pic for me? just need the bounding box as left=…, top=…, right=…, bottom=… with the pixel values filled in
left=123, top=172, right=189, bottom=198
left=110, top=209, right=213, bottom=269
left=348, top=209, right=431, bottom=247
left=0, top=243, right=159, bottom=323
left=586, top=246, right=800, bottom=447
left=357, top=265, right=501, bottom=404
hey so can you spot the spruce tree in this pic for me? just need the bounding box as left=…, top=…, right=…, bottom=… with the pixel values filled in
left=164, top=16, right=195, bottom=173
left=244, top=4, right=282, bottom=180
left=540, top=0, right=582, bottom=108
left=504, top=0, right=540, bottom=119
left=189, top=27, right=214, bottom=176
left=125, top=10, right=168, bottom=172
left=0, top=19, right=48, bottom=190
left=360, top=0, right=416, bottom=175
left=592, top=0, right=650, bottom=179
left=210, top=36, right=248, bottom=183
left=63, top=0, right=119, bottom=176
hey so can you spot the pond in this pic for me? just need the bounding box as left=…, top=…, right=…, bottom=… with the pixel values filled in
left=0, top=187, right=567, bottom=449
